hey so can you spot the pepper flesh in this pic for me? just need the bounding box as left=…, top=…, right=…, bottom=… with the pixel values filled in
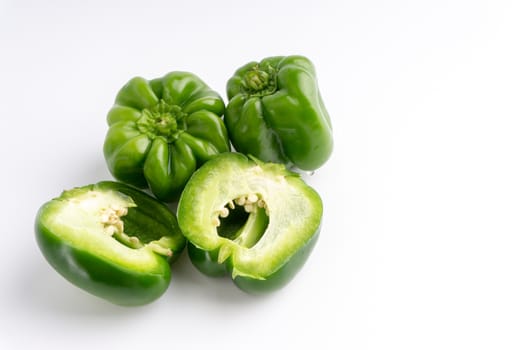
left=177, top=152, right=323, bottom=293
left=225, top=55, right=333, bottom=171
left=35, top=181, right=186, bottom=306
left=104, top=71, right=230, bottom=201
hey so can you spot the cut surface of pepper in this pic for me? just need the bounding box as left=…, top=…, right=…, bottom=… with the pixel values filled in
left=35, top=181, right=186, bottom=306
left=177, top=152, right=322, bottom=293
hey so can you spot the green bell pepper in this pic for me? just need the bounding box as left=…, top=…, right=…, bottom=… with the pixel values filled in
left=104, top=71, right=230, bottom=201
left=35, top=181, right=186, bottom=306
left=225, top=55, right=333, bottom=171
left=177, top=152, right=322, bottom=293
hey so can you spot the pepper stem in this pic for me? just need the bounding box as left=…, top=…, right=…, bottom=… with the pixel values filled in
left=244, top=69, right=269, bottom=91
left=241, top=64, right=277, bottom=96
left=136, top=99, right=187, bottom=143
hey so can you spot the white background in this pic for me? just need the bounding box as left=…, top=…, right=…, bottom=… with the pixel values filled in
left=1, top=0, right=524, bottom=349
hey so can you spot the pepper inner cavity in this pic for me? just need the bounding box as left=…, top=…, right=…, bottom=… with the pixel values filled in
left=214, top=193, right=269, bottom=248
left=100, top=205, right=143, bottom=249
left=99, top=204, right=172, bottom=257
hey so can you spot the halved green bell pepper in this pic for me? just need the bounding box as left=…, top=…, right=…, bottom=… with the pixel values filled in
left=177, top=152, right=322, bottom=293
left=104, top=71, right=230, bottom=201
left=225, top=55, right=333, bottom=171
left=35, top=181, right=186, bottom=306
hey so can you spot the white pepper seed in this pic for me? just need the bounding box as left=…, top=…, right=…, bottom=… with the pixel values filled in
left=235, top=196, right=246, bottom=206
left=247, top=194, right=258, bottom=204
left=219, top=207, right=229, bottom=218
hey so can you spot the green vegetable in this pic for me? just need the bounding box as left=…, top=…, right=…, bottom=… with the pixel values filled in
left=225, top=55, right=333, bottom=171
left=177, top=152, right=322, bottom=293
left=35, top=181, right=186, bottom=306
left=103, top=71, right=230, bottom=201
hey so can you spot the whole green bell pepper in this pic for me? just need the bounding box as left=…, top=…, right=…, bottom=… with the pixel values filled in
left=104, top=71, right=230, bottom=201
left=177, top=152, right=322, bottom=293
left=225, top=55, right=333, bottom=171
left=35, top=181, right=186, bottom=306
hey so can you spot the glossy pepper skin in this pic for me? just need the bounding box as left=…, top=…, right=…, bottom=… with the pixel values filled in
left=225, top=55, right=333, bottom=171
left=35, top=181, right=186, bottom=306
left=104, top=72, right=230, bottom=202
left=177, top=152, right=322, bottom=293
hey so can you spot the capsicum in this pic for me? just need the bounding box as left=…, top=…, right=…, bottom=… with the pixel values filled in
left=35, top=181, right=186, bottom=306
left=177, top=152, right=322, bottom=293
left=104, top=71, right=230, bottom=201
left=225, top=55, right=333, bottom=171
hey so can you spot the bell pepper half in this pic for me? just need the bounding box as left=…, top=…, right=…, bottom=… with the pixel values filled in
left=225, top=55, right=333, bottom=171
left=177, top=152, right=322, bottom=293
left=35, top=181, right=186, bottom=306
left=103, top=71, right=230, bottom=202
